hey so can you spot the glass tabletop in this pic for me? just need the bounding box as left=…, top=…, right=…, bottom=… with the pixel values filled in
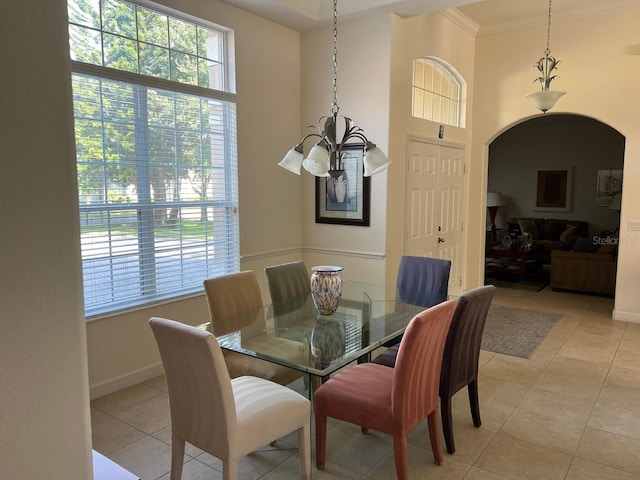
left=197, top=281, right=424, bottom=380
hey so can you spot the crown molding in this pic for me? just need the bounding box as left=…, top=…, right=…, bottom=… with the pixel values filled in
left=441, top=8, right=479, bottom=37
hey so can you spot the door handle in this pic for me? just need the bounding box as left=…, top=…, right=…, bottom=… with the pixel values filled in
left=438, top=237, right=445, bottom=243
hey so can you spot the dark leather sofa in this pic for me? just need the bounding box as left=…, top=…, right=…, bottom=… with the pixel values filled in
left=507, top=217, right=588, bottom=265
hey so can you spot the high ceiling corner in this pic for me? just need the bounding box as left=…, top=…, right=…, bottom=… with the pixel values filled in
left=222, top=0, right=640, bottom=34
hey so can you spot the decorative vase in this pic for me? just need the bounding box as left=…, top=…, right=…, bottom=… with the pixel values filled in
left=310, top=317, right=345, bottom=367
left=310, top=265, right=343, bottom=315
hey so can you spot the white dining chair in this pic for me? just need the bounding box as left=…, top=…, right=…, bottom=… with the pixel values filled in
left=149, top=316, right=311, bottom=480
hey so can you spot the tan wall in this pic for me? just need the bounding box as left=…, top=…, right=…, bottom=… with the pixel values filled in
left=468, top=10, right=640, bottom=321
left=0, top=0, right=92, bottom=476
left=386, top=11, right=476, bottom=286
left=300, top=13, right=392, bottom=283
left=84, top=0, right=303, bottom=394
left=87, top=9, right=482, bottom=398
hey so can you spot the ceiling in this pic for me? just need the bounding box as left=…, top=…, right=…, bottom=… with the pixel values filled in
left=221, top=0, right=640, bottom=34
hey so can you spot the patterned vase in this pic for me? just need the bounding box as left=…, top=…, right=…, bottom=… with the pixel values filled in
left=310, top=317, right=345, bottom=367
left=310, top=265, right=343, bottom=315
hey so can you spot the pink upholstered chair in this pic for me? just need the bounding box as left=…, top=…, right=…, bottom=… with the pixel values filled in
left=313, top=300, right=457, bottom=480
left=149, top=317, right=311, bottom=480
left=373, top=285, right=496, bottom=454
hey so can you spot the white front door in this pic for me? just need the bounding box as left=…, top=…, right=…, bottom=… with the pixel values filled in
left=404, top=140, right=466, bottom=296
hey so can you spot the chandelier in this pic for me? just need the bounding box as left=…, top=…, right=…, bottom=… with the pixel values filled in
left=525, top=0, right=566, bottom=113
left=278, top=0, right=390, bottom=178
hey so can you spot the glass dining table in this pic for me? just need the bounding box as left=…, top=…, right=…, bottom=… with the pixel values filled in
left=197, top=281, right=425, bottom=395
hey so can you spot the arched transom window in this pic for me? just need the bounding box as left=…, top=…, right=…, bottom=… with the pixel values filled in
left=412, top=58, right=462, bottom=127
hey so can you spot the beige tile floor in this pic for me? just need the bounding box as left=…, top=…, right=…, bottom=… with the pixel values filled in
left=91, top=286, right=640, bottom=480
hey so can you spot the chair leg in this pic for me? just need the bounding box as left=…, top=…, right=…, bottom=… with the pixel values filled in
left=315, top=414, right=327, bottom=470
left=170, top=433, right=185, bottom=480
left=392, top=435, right=409, bottom=480
left=361, top=427, right=369, bottom=434
left=298, top=424, right=311, bottom=480
left=468, top=380, right=482, bottom=427
left=222, top=460, right=238, bottom=480
left=427, top=410, right=443, bottom=465
left=440, top=395, right=456, bottom=454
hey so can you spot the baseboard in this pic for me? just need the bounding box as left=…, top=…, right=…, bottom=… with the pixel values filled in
left=613, top=309, right=640, bottom=324
left=90, top=362, right=164, bottom=400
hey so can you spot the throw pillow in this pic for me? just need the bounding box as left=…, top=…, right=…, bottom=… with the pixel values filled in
left=574, top=237, right=599, bottom=253
left=559, top=225, right=578, bottom=243
left=518, top=218, right=539, bottom=240
left=545, top=221, right=567, bottom=241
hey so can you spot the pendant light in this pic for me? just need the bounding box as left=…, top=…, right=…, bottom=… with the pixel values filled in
left=525, top=0, right=566, bottom=113
left=278, top=0, right=390, bottom=178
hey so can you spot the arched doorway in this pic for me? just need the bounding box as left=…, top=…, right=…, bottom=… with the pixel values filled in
left=484, top=113, right=624, bottom=296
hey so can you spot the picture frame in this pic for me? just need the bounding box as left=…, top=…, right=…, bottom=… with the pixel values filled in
left=315, top=144, right=370, bottom=226
left=596, top=169, right=623, bottom=206
left=533, top=166, right=572, bottom=212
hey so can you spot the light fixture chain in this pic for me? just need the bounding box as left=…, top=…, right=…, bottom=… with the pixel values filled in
left=332, top=0, right=339, bottom=115
left=545, top=0, right=552, bottom=55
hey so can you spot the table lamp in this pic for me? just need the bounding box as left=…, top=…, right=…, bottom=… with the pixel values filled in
left=487, top=192, right=504, bottom=233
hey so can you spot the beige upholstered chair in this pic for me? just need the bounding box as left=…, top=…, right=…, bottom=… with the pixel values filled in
left=203, top=271, right=304, bottom=386
left=149, top=317, right=311, bottom=480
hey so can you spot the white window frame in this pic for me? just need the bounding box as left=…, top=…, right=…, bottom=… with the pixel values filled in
left=412, top=57, right=464, bottom=128
left=68, top=0, right=239, bottom=318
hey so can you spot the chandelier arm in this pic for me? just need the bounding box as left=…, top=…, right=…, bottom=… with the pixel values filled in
left=278, top=0, right=390, bottom=176
left=345, top=131, right=368, bottom=145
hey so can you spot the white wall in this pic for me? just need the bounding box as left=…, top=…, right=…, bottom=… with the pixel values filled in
left=467, top=9, right=640, bottom=322
left=0, top=0, right=92, bottom=477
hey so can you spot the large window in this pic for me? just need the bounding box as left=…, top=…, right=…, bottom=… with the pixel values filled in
left=412, top=58, right=462, bottom=127
left=68, top=0, right=239, bottom=317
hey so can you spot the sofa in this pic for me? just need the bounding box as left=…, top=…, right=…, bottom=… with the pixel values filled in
left=550, top=237, right=617, bottom=296
left=507, top=217, right=589, bottom=265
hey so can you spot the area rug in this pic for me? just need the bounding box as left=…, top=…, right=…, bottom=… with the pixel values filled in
left=486, top=277, right=549, bottom=292
left=485, top=272, right=550, bottom=292
left=481, top=305, right=563, bottom=359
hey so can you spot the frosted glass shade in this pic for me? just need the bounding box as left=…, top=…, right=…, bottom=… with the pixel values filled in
left=302, top=144, right=330, bottom=177
left=278, top=147, right=303, bottom=175
left=525, top=90, right=566, bottom=113
left=363, top=143, right=390, bottom=177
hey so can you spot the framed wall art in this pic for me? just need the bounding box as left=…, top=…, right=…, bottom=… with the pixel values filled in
left=315, top=144, right=370, bottom=226
left=533, top=166, right=572, bottom=212
left=596, top=169, right=623, bottom=206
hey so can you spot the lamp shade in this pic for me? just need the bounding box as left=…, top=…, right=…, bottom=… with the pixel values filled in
left=487, top=192, right=504, bottom=208
left=302, top=144, right=330, bottom=177
left=525, top=90, right=566, bottom=113
left=278, top=147, right=303, bottom=175
left=609, top=193, right=622, bottom=210
left=363, top=142, right=390, bottom=177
